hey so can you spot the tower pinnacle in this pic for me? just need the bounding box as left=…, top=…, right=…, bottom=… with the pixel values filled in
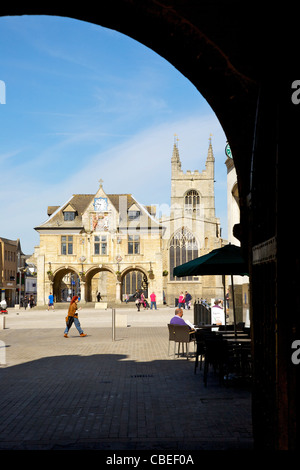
left=171, top=134, right=181, bottom=171
left=206, top=134, right=215, bottom=162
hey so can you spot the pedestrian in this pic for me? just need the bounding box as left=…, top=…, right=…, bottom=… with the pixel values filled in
left=225, top=291, right=230, bottom=309
left=64, top=295, right=87, bottom=338
left=29, top=295, right=35, bottom=309
left=211, top=299, right=225, bottom=325
left=96, top=291, right=102, bottom=302
left=140, top=292, right=147, bottom=309
left=133, top=289, right=141, bottom=312
left=184, top=291, right=192, bottom=309
left=47, top=292, right=54, bottom=311
left=150, top=291, right=157, bottom=310
left=23, top=296, right=28, bottom=310
left=178, top=292, right=185, bottom=308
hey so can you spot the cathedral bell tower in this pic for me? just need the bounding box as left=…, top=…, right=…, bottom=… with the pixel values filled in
left=170, top=135, right=216, bottom=221
left=163, top=134, right=223, bottom=306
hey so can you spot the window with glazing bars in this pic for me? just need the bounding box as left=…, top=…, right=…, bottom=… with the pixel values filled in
left=169, top=227, right=198, bottom=281
left=61, top=236, right=73, bottom=255
left=128, top=235, right=140, bottom=254
left=94, top=235, right=107, bottom=255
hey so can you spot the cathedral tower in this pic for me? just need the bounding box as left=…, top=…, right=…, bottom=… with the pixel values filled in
left=162, top=135, right=224, bottom=305
left=170, top=135, right=216, bottom=221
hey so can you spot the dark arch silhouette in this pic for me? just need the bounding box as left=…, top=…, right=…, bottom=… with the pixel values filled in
left=1, top=3, right=299, bottom=450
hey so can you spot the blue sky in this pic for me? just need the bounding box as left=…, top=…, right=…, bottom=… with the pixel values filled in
left=0, top=15, right=229, bottom=254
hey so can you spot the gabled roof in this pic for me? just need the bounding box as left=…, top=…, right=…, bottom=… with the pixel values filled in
left=63, top=203, right=77, bottom=213
left=35, top=193, right=162, bottom=232
left=0, top=237, right=24, bottom=254
left=107, top=194, right=137, bottom=212
left=35, top=195, right=94, bottom=230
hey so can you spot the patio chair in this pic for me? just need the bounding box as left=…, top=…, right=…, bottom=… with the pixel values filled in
left=167, top=323, right=176, bottom=356
left=172, top=324, right=196, bottom=360
left=194, top=330, right=206, bottom=373
left=203, top=335, right=228, bottom=386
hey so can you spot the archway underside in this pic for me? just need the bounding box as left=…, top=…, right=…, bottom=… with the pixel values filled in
left=2, top=2, right=297, bottom=450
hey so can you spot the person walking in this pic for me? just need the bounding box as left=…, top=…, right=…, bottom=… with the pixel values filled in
left=178, top=292, right=185, bottom=308
left=150, top=291, right=157, bottom=310
left=140, top=292, right=147, bottom=309
left=64, top=295, right=87, bottom=337
left=29, top=295, right=35, bottom=309
left=47, top=292, right=54, bottom=311
left=133, top=289, right=141, bottom=312
left=184, top=291, right=192, bottom=309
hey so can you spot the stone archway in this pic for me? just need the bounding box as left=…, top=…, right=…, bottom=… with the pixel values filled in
left=52, top=267, right=80, bottom=302
left=121, top=267, right=149, bottom=301
left=84, top=267, right=115, bottom=303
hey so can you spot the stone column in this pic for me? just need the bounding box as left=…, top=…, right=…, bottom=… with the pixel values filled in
left=115, top=281, right=122, bottom=304
left=80, top=281, right=86, bottom=304
left=36, top=254, right=45, bottom=306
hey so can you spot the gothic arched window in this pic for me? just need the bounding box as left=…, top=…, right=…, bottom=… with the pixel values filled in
left=184, top=190, right=200, bottom=213
left=169, top=227, right=199, bottom=281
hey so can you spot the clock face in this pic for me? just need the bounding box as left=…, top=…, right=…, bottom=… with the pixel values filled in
left=94, top=197, right=107, bottom=212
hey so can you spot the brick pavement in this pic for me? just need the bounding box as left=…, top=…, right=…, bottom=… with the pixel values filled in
left=0, top=305, right=253, bottom=451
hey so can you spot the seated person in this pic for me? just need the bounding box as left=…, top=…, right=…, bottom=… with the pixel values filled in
left=211, top=299, right=225, bottom=325
left=170, top=308, right=195, bottom=330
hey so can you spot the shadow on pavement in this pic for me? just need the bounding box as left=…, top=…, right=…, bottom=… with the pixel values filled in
left=0, top=352, right=253, bottom=451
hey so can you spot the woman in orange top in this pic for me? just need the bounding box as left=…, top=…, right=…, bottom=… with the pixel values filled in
left=64, top=295, right=87, bottom=338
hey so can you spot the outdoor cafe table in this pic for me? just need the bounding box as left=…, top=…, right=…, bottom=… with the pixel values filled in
left=195, top=326, right=248, bottom=336
left=194, top=330, right=252, bottom=380
left=224, top=337, right=252, bottom=379
left=225, top=337, right=251, bottom=342
left=194, top=325, right=242, bottom=332
left=217, top=333, right=249, bottom=339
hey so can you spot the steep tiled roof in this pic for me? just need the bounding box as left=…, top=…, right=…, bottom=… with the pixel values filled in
left=35, top=193, right=161, bottom=231
left=35, top=195, right=94, bottom=230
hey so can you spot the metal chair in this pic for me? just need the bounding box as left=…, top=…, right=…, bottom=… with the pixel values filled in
left=172, top=324, right=195, bottom=360
left=167, top=323, right=176, bottom=356
left=194, top=330, right=206, bottom=373
left=203, top=335, right=228, bottom=386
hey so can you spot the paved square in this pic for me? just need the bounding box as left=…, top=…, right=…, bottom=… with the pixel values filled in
left=0, top=306, right=252, bottom=450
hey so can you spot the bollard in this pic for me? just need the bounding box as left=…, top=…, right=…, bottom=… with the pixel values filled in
left=0, top=315, right=5, bottom=330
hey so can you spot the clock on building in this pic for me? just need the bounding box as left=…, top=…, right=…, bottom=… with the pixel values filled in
left=94, top=197, right=108, bottom=212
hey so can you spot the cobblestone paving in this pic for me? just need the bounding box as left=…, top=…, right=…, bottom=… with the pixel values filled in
left=0, top=306, right=253, bottom=451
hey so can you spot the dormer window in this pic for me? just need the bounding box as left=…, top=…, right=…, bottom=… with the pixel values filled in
left=64, top=211, right=75, bottom=221
left=128, top=203, right=141, bottom=220
left=63, top=204, right=76, bottom=221
left=128, top=210, right=140, bottom=220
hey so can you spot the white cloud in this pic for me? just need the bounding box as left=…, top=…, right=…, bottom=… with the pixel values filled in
left=0, top=110, right=228, bottom=254
left=60, top=112, right=226, bottom=199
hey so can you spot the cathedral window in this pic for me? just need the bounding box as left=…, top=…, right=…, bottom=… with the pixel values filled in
left=169, top=227, right=198, bottom=281
left=122, top=270, right=146, bottom=297
left=184, top=190, right=200, bottom=213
